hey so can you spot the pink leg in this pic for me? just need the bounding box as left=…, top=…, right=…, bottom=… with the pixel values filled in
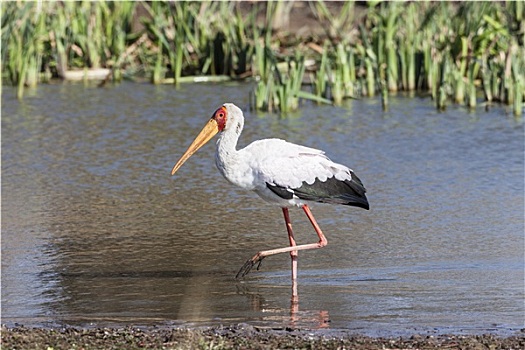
left=236, top=204, right=328, bottom=281
left=282, top=208, right=298, bottom=300
left=302, top=205, right=328, bottom=247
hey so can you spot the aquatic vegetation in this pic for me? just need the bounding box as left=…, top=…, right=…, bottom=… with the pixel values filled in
left=253, top=50, right=331, bottom=113
left=1, top=1, right=523, bottom=116
left=2, top=1, right=47, bottom=98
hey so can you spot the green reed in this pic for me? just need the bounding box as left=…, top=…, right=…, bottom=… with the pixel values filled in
left=312, top=42, right=329, bottom=103
left=252, top=49, right=330, bottom=113
left=2, top=1, right=523, bottom=115
left=310, top=0, right=356, bottom=41
left=2, top=1, right=136, bottom=97
left=2, top=2, right=46, bottom=98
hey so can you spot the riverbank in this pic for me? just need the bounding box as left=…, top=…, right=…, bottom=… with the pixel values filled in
left=2, top=324, right=524, bottom=349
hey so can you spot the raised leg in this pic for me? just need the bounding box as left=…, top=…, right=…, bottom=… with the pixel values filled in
left=235, top=204, right=328, bottom=279
left=302, top=205, right=328, bottom=246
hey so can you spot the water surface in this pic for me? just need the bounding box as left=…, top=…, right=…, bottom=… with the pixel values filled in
left=2, top=82, right=523, bottom=336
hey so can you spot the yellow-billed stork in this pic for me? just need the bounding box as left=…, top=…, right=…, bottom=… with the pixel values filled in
left=171, top=103, right=369, bottom=299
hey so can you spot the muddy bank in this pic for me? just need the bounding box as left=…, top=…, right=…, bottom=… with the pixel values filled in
left=2, top=324, right=524, bottom=350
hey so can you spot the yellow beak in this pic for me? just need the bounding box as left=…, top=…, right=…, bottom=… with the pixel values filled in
left=170, top=118, right=220, bottom=175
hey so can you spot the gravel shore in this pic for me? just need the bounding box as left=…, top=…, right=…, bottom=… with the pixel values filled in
left=2, top=324, right=524, bottom=349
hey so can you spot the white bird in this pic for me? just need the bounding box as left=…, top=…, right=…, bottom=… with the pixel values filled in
left=171, top=103, right=369, bottom=299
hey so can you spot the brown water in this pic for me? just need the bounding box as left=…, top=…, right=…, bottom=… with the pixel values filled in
left=2, top=82, right=523, bottom=336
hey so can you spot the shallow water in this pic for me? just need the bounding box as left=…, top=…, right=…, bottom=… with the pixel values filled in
left=2, top=82, right=523, bottom=336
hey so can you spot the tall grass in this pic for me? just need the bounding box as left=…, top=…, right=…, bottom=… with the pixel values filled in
left=2, top=2, right=46, bottom=98
left=2, top=1, right=523, bottom=116
left=2, top=1, right=136, bottom=96
left=307, top=1, right=524, bottom=115
left=251, top=46, right=331, bottom=113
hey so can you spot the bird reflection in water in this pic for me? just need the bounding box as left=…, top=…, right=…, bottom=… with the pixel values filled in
left=236, top=285, right=330, bottom=329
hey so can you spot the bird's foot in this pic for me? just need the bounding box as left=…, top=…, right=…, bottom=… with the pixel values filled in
left=235, top=252, right=265, bottom=279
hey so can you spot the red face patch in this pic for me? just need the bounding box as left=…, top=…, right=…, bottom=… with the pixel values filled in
left=212, top=106, right=227, bottom=131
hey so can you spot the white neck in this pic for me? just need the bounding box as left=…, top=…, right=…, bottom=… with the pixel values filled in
left=215, top=122, right=242, bottom=180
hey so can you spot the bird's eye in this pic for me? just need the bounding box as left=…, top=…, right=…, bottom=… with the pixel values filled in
left=215, top=108, right=227, bottom=120
left=213, top=107, right=227, bottom=131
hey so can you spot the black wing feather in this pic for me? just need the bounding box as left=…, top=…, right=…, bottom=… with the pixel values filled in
left=266, top=171, right=369, bottom=210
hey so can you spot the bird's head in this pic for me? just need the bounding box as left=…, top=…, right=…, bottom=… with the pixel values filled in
left=170, top=103, right=243, bottom=175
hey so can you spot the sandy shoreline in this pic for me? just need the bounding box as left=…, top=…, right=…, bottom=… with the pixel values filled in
left=2, top=324, right=524, bottom=349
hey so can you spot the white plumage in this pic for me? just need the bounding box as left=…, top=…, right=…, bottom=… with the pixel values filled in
left=213, top=104, right=363, bottom=208
left=243, top=140, right=353, bottom=206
